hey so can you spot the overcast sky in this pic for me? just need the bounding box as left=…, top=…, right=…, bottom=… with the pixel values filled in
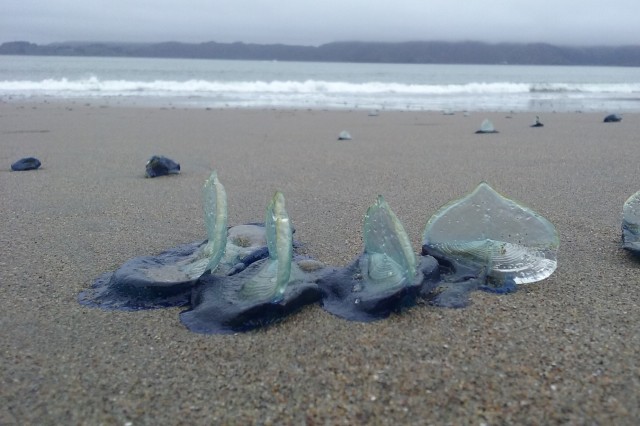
left=2, top=0, right=639, bottom=47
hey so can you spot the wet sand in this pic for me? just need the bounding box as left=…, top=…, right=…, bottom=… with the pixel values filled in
left=1, top=102, right=639, bottom=424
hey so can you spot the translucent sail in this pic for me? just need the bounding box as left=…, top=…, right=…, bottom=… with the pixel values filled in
left=362, top=195, right=417, bottom=292
left=239, top=191, right=293, bottom=303
left=531, top=116, right=544, bottom=127
left=622, top=189, right=640, bottom=253
left=183, top=171, right=228, bottom=278
left=423, top=182, right=559, bottom=284
left=202, top=171, right=229, bottom=273
left=317, top=195, right=432, bottom=322
left=476, top=119, right=498, bottom=133
left=181, top=191, right=325, bottom=333
left=338, top=131, right=352, bottom=140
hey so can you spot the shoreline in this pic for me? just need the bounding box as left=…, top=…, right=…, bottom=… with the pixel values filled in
left=2, top=102, right=639, bottom=423
left=3, top=95, right=639, bottom=114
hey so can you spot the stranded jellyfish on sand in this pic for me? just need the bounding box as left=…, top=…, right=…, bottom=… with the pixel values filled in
left=622, top=189, right=640, bottom=255
left=338, top=130, right=352, bottom=140
left=11, top=157, right=41, bottom=171
left=603, top=114, right=622, bottom=123
left=180, top=191, right=325, bottom=334
left=421, top=182, right=559, bottom=307
left=78, top=172, right=269, bottom=310
left=318, top=196, right=439, bottom=322
left=531, top=116, right=544, bottom=127
left=79, top=171, right=561, bottom=332
left=145, top=155, right=181, bottom=178
left=475, top=119, right=499, bottom=134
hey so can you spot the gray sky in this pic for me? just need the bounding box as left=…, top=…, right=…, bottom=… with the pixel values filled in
left=2, top=0, right=639, bottom=46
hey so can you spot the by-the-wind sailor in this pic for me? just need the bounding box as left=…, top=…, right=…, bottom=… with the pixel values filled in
left=318, top=195, right=439, bottom=321
left=180, top=191, right=324, bottom=334
left=11, top=157, right=41, bottom=171
left=78, top=171, right=269, bottom=310
left=145, top=155, right=180, bottom=178
left=604, top=114, right=622, bottom=123
left=79, top=240, right=211, bottom=310
left=475, top=119, right=498, bottom=134
left=622, top=189, right=640, bottom=255
left=338, top=131, right=352, bottom=140
left=422, top=182, right=559, bottom=307
left=531, top=116, right=544, bottom=127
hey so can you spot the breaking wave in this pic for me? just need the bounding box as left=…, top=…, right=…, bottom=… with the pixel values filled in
left=2, top=75, right=639, bottom=112
left=2, top=77, right=639, bottom=96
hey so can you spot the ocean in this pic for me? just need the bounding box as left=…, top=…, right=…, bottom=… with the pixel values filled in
left=0, top=55, right=639, bottom=112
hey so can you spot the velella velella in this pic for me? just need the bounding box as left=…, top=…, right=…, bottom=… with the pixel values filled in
left=604, top=114, right=622, bottom=123
left=622, top=189, right=640, bottom=255
left=79, top=168, right=563, bottom=331
left=78, top=240, right=212, bottom=310
left=531, top=116, right=544, bottom=127
left=475, top=119, right=498, bottom=134
left=78, top=172, right=269, bottom=310
left=11, top=157, right=41, bottom=171
left=145, top=155, right=180, bottom=178
left=318, top=196, right=439, bottom=321
left=180, top=191, right=324, bottom=334
left=421, top=182, right=559, bottom=307
left=338, top=130, right=352, bottom=140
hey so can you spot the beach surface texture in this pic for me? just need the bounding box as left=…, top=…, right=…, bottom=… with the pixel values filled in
left=2, top=102, right=639, bottom=424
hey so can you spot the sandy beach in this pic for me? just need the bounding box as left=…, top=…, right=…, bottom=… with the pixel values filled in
left=2, top=101, right=639, bottom=424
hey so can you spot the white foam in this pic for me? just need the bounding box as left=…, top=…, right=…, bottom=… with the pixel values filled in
left=1, top=77, right=639, bottom=111
left=5, top=77, right=639, bottom=95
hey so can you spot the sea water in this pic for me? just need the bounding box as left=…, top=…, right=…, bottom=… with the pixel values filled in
left=0, top=55, right=639, bottom=112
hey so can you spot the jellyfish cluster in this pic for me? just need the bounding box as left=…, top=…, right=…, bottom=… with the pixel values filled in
left=76, top=171, right=569, bottom=334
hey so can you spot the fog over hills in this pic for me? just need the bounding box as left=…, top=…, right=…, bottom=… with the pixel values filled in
left=2, top=40, right=640, bottom=66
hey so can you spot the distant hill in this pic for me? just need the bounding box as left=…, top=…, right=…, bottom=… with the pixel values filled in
left=2, top=40, right=640, bottom=66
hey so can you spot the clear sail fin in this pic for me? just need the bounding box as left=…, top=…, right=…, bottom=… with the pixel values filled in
left=184, top=171, right=228, bottom=279
left=423, top=182, right=559, bottom=284
left=362, top=195, right=417, bottom=292
left=240, top=191, right=293, bottom=302
left=476, top=119, right=498, bottom=133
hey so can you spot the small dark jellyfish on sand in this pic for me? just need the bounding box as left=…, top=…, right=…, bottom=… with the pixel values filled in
left=338, top=131, right=352, bottom=140
left=604, top=114, right=622, bottom=123
left=318, top=196, right=439, bottom=322
left=475, top=119, right=499, bottom=134
left=79, top=240, right=213, bottom=310
left=622, top=189, right=640, bottom=255
left=531, top=116, right=544, bottom=127
left=180, top=191, right=325, bottom=334
left=78, top=172, right=270, bottom=310
left=421, top=182, right=559, bottom=308
left=11, top=157, right=41, bottom=171
left=145, top=155, right=180, bottom=178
